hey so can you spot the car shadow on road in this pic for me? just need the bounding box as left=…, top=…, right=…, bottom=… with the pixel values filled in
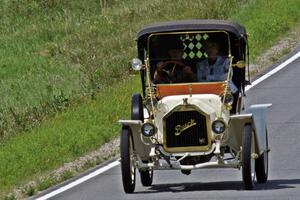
left=255, top=179, right=300, bottom=190
left=134, top=179, right=300, bottom=194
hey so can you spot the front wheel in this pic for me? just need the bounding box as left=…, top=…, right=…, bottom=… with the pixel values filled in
left=242, top=124, right=256, bottom=190
left=140, top=168, right=153, bottom=186
left=120, top=127, right=136, bottom=193
left=255, top=128, right=269, bottom=183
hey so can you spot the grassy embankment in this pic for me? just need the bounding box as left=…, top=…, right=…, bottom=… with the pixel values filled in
left=1, top=0, right=300, bottom=199
left=0, top=0, right=245, bottom=141
left=232, top=0, right=300, bottom=59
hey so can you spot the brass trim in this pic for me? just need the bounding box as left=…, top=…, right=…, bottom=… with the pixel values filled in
left=188, top=83, right=192, bottom=97
left=233, top=60, right=246, bottom=68
left=175, top=118, right=197, bottom=136
left=162, top=104, right=212, bottom=153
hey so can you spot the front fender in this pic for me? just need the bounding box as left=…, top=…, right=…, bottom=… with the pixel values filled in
left=119, top=120, right=151, bottom=160
left=246, top=104, right=272, bottom=154
left=227, top=114, right=253, bottom=152
left=227, top=104, right=271, bottom=155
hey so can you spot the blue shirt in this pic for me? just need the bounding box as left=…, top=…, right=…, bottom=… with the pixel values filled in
left=196, top=56, right=238, bottom=93
left=196, top=56, right=229, bottom=82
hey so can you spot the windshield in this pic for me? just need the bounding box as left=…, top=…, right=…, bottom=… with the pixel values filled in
left=148, top=31, right=231, bottom=84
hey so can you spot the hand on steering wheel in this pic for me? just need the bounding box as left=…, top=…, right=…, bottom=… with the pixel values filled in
left=158, top=61, right=189, bottom=82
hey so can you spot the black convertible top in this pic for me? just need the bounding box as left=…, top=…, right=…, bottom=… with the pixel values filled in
left=137, top=19, right=247, bottom=40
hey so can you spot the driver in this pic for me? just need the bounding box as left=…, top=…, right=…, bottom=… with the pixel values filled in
left=154, top=48, right=196, bottom=84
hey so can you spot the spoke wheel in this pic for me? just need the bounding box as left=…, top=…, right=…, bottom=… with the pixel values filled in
left=140, top=168, right=153, bottom=187
left=255, top=128, right=269, bottom=183
left=242, top=124, right=256, bottom=190
left=120, top=127, right=136, bottom=193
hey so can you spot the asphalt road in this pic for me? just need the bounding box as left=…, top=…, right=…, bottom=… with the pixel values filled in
left=48, top=55, right=300, bottom=200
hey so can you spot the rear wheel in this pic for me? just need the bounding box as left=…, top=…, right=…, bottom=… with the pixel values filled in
left=140, top=168, right=153, bottom=186
left=120, top=127, right=136, bottom=193
left=242, top=124, right=256, bottom=190
left=255, top=128, right=269, bottom=183
left=131, top=93, right=144, bottom=121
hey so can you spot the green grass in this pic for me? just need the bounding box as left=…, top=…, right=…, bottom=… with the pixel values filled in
left=231, top=0, right=300, bottom=59
left=0, top=0, right=247, bottom=140
left=2, top=0, right=300, bottom=198
left=0, top=75, right=140, bottom=194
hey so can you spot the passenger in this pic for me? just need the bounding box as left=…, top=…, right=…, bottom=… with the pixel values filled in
left=154, top=48, right=196, bottom=84
left=196, top=41, right=229, bottom=82
left=196, top=41, right=238, bottom=93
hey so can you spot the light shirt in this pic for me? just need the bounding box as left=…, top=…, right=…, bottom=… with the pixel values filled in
left=196, top=56, right=229, bottom=81
left=196, top=56, right=238, bottom=93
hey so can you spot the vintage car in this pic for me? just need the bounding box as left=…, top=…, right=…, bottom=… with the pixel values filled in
left=119, top=19, right=271, bottom=193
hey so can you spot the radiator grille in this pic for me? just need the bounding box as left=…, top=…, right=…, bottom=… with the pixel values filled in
left=165, top=110, right=208, bottom=148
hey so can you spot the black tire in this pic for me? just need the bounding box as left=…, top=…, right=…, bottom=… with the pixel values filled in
left=242, top=124, right=255, bottom=190
left=255, top=128, right=268, bottom=183
left=120, top=127, right=136, bottom=193
left=140, top=169, right=153, bottom=186
left=131, top=93, right=144, bottom=122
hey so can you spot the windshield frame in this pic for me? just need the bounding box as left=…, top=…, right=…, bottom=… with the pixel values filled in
left=145, top=31, right=232, bottom=85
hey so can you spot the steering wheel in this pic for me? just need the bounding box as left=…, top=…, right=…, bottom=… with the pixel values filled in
left=157, top=61, right=190, bottom=83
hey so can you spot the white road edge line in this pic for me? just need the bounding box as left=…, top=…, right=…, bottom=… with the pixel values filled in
left=245, top=51, right=300, bottom=91
left=35, top=50, right=300, bottom=200
left=34, top=160, right=120, bottom=200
